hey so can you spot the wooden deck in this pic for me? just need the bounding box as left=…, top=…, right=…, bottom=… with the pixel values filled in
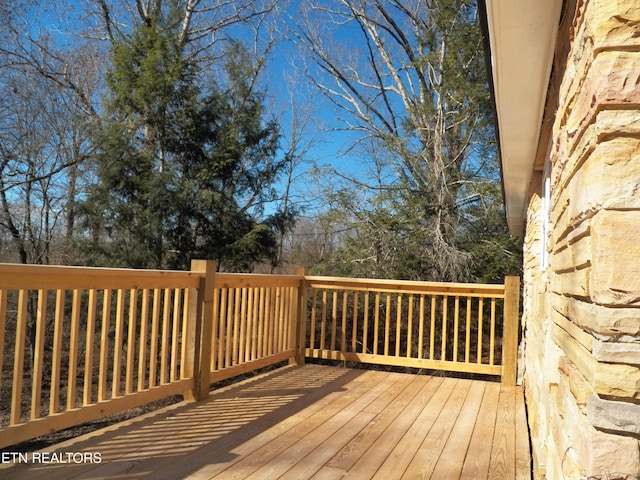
left=0, top=365, right=530, bottom=479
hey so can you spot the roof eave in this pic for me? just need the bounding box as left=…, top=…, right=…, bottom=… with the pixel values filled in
left=483, top=0, right=563, bottom=236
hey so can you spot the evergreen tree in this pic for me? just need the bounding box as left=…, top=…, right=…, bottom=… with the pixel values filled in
left=80, top=18, right=286, bottom=271
left=165, top=42, right=284, bottom=271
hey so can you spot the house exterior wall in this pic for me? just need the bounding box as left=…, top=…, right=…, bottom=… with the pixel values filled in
left=523, top=0, right=640, bottom=478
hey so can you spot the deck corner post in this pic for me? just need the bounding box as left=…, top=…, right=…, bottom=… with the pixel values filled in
left=292, top=267, right=308, bottom=365
left=186, top=259, right=216, bottom=401
left=502, top=275, right=521, bottom=386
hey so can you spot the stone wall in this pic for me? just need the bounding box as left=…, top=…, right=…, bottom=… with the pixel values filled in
left=523, top=0, right=640, bottom=477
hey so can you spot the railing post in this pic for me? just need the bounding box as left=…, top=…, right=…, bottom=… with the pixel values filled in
left=291, top=267, right=308, bottom=365
left=502, top=275, right=521, bottom=386
left=186, top=260, right=216, bottom=401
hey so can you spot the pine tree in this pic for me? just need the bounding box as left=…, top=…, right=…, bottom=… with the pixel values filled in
left=80, top=19, right=286, bottom=271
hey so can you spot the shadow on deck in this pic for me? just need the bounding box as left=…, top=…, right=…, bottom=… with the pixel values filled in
left=0, top=364, right=530, bottom=479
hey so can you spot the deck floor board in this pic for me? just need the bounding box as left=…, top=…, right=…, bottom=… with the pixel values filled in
left=0, top=365, right=530, bottom=480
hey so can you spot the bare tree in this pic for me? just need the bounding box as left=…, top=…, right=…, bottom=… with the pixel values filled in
left=287, top=0, right=494, bottom=281
left=88, top=0, right=278, bottom=66
left=0, top=56, right=99, bottom=264
left=0, top=2, right=104, bottom=263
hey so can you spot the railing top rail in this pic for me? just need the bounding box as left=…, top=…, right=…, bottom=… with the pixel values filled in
left=215, top=272, right=303, bottom=289
left=0, top=263, right=202, bottom=290
left=304, top=275, right=506, bottom=297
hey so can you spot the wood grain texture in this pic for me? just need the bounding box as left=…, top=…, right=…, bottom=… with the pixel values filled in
left=0, top=365, right=530, bottom=480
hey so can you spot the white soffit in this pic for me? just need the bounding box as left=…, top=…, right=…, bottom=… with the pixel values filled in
left=485, top=0, right=563, bottom=235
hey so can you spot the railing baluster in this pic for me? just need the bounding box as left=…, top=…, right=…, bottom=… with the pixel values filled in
left=84, top=289, right=98, bottom=405
left=384, top=293, right=391, bottom=356
left=232, top=288, right=241, bottom=365
left=477, top=297, right=484, bottom=365
left=138, top=289, right=149, bottom=388
left=160, top=288, right=171, bottom=384
left=280, top=288, right=288, bottom=352
left=126, top=288, right=138, bottom=394
left=266, top=288, right=274, bottom=356
left=11, top=290, right=28, bottom=425
left=241, top=288, right=249, bottom=362
left=309, top=288, right=317, bottom=351
left=0, top=289, right=6, bottom=403
left=453, top=296, right=460, bottom=363
left=249, top=288, right=257, bottom=361
left=289, top=287, right=296, bottom=350
left=67, top=289, right=82, bottom=410
left=429, top=296, right=436, bottom=360
left=373, top=292, right=381, bottom=355
left=272, top=288, right=278, bottom=355
left=283, top=287, right=288, bottom=353
left=113, top=289, right=126, bottom=396
left=171, top=288, right=181, bottom=381
left=395, top=294, right=402, bottom=357
left=281, top=288, right=288, bottom=352
left=441, top=295, right=448, bottom=361
left=465, top=297, right=472, bottom=363
left=99, top=289, right=112, bottom=400
left=352, top=291, right=359, bottom=353
left=180, top=288, right=190, bottom=378
left=341, top=291, right=348, bottom=352
left=211, top=288, right=220, bottom=368
left=50, top=290, right=65, bottom=413
left=239, top=288, right=248, bottom=362
left=330, top=290, right=338, bottom=351
left=257, top=287, right=266, bottom=358
left=320, top=289, right=327, bottom=351
left=267, top=288, right=275, bottom=355
left=407, top=294, right=414, bottom=358
left=217, top=288, right=227, bottom=369
left=31, top=289, right=47, bottom=419
left=363, top=292, right=370, bottom=354
left=418, top=295, right=425, bottom=359
left=490, top=297, right=497, bottom=365
left=149, top=289, right=159, bottom=389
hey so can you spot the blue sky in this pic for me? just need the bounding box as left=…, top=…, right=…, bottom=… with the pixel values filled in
left=24, top=0, right=387, bottom=219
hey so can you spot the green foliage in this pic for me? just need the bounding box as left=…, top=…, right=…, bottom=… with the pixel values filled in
left=458, top=182, right=523, bottom=283
left=78, top=21, right=287, bottom=271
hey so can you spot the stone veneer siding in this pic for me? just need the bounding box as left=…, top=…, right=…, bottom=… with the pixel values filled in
left=522, top=0, right=640, bottom=478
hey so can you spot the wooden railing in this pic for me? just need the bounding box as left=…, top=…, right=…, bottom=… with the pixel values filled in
left=0, top=263, right=204, bottom=449
left=0, top=261, right=519, bottom=449
left=302, top=276, right=520, bottom=382
left=203, top=271, right=301, bottom=387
